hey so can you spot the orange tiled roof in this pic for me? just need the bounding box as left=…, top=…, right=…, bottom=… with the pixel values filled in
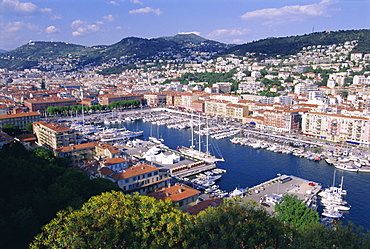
left=34, top=121, right=71, bottom=132
left=147, top=184, right=201, bottom=202
left=110, top=164, right=160, bottom=180
left=0, top=112, right=40, bottom=120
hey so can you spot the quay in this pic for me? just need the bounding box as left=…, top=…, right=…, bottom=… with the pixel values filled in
left=239, top=175, right=322, bottom=212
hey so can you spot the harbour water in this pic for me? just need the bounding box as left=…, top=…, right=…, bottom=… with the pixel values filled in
left=120, top=120, right=370, bottom=230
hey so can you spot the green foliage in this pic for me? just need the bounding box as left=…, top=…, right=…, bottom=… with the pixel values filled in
left=292, top=222, right=370, bottom=249
left=274, top=194, right=319, bottom=230
left=2, top=123, right=21, bottom=136
left=164, top=70, right=237, bottom=86
left=258, top=90, right=281, bottom=97
left=24, top=122, right=33, bottom=133
left=192, top=200, right=293, bottom=248
left=224, top=29, right=370, bottom=57
left=0, top=145, right=120, bottom=248
left=31, top=192, right=193, bottom=249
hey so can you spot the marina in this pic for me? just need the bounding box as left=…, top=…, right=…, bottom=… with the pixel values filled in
left=62, top=110, right=370, bottom=230
left=116, top=114, right=370, bottom=230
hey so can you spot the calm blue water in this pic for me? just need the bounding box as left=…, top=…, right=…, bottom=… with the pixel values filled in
left=121, top=120, right=370, bottom=230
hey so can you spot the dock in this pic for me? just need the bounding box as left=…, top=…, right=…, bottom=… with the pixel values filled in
left=239, top=175, right=322, bottom=212
left=121, top=139, right=217, bottom=177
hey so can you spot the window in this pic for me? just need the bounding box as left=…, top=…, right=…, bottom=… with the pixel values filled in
left=147, top=172, right=152, bottom=177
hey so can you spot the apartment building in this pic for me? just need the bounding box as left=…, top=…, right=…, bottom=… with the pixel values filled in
left=225, top=104, right=249, bottom=121
left=24, top=97, right=77, bottom=112
left=54, top=142, right=121, bottom=166
left=302, top=112, right=370, bottom=145
left=0, top=112, right=41, bottom=129
left=147, top=183, right=201, bottom=210
left=33, top=121, right=76, bottom=150
left=204, top=99, right=229, bottom=117
left=106, top=163, right=171, bottom=194
left=143, top=93, right=167, bottom=107
left=263, top=110, right=301, bottom=133
left=98, top=93, right=143, bottom=105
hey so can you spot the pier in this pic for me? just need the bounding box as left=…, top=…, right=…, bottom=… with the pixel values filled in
left=240, top=175, right=322, bottom=212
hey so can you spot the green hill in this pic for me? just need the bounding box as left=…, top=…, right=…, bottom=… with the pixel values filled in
left=222, top=29, right=370, bottom=57
left=0, top=34, right=229, bottom=71
left=1, top=30, right=369, bottom=72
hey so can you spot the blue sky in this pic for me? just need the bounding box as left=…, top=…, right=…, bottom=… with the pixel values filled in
left=0, top=0, right=369, bottom=50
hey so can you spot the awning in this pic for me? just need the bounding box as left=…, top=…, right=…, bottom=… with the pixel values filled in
left=346, top=141, right=360, bottom=145
left=250, top=122, right=256, bottom=125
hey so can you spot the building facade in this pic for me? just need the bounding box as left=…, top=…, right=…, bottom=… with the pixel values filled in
left=33, top=121, right=76, bottom=150
left=24, top=98, right=77, bottom=112
left=302, top=112, right=370, bottom=145
left=0, top=112, right=41, bottom=129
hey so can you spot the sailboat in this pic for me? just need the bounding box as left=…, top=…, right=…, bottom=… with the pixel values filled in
left=179, top=113, right=224, bottom=164
left=319, top=171, right=350, bottom=213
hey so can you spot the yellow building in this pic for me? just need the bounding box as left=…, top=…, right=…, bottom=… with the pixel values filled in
left=33, top=121, right=76, bottom=150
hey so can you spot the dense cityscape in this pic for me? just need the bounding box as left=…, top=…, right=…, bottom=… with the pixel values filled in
left=1, top=31, right=370, bottom=248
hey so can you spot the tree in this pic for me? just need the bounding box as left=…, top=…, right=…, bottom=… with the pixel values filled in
left=274, top=194, right=319, bottom=230
left=2, top=123, right=21, bottom=136
left=192, top=199, right=292, bottom=248
left=24, top=122, right=33, bottom=133
left=30, top=192, right=194, bottom=249
left=46, top=106, right=55, bottom=115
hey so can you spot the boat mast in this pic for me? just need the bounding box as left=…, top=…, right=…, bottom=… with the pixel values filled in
left=81, top=88, right=84, bottom=124
left=190, top=112, right=194, bottom=149
left=332, top=170, right=336, bottom=187
left=198, top=112, right=201, bottom=153
left=206, top=115, right=209, bottom=155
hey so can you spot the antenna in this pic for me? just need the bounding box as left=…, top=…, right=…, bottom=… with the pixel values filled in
left=312, top=26, right=315, bottom=33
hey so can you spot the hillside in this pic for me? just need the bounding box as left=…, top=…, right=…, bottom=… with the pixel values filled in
left=0, top=29, right=369, bottom=72
left=0, top=34, right=229, bottom=71
left=222, top=29, right=370, bottom=57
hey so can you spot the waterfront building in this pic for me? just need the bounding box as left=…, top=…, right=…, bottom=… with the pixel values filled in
left=147, top=183, right=201, bottom=210
left=143, top=93, right=167, bottom=107
left=263, top=110, right=301, bottom=133
left=0, top=112, right=40, bottom=129
left=204, top=99, right=229, bottom=117
left=33, top=121, right=76, bottom=150
left=191, top=100, right=205, bottom=113
left=107, top=163, right=171, bottom=194
left=54, top=142, right=121, bottom=166
left=98, top=93, right=143, bottom=105
left=226, top=103, right=249, bottom=121
left=302, top=112, right=370, bottom=145
left=24, top=97, right=77, bottom=112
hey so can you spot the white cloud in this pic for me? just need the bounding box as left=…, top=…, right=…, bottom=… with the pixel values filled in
left=45, top=25, right=60, bottom=34
left=0, top=0, right=54, bottom=15
left=0, top=0, right=37, bottom=13
left=131, top=0, right=143, bottom=4
left=207, top=28, right=251, bottom=39
left=40, top=7, right=52, bottom=13
left=129, top=7, right=162, bottom=15
left=241, top=0, right=338, bottom=25
left=103, top=14, right=115, bottom=22
left=0, top=20, right=39, bottom=49
left=71, top=20, right=101, bottom=36
left=108, top=1, right=119, bottom=6
left=51, top=14, right=63, bottom=20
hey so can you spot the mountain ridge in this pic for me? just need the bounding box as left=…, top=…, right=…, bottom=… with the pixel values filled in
left=1, top=29, right=369, bottom=72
